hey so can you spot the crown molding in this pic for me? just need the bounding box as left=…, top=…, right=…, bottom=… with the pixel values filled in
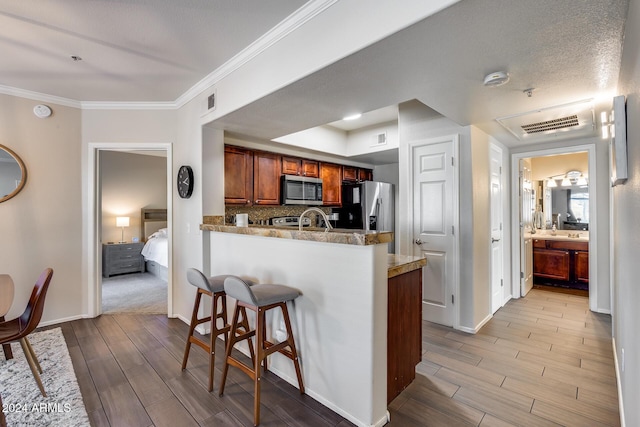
left=174, top=0, right=338, bottom=109
left=0, top=0, right=337, bottom=111
left=80, top=101, right=178, bottom=110
left=0, top=84, right=81, bottom=108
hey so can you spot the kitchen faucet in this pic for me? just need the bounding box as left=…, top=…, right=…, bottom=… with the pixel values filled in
left=299, top=207, right=333, bottom=232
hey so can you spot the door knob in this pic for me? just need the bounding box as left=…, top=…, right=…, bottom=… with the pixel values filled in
left=492, top=238, right=500, bottom=243
left=414, top=239, right=423, bottom=245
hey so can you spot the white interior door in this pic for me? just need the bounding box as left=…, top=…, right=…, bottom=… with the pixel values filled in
left=411, top=136, right=457, bottom=327
left=520, top=159, right=534, bottom=296
left=490, top=145, right=504, bottom=313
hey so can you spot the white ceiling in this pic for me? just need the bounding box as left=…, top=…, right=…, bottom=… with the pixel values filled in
left=0, top=0, right=630, bottom=153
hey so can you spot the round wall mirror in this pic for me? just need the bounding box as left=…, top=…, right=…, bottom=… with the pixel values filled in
left=0, top=144, right=27, bottom=203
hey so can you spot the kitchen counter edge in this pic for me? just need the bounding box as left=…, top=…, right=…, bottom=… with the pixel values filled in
left=201, top=217, right=393, bottom=246
left=387, top=254, right=427, bottom=279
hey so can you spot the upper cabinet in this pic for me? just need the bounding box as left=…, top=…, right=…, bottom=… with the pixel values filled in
left=224, top=146, right=280, bottom=206
left=281, top=156, right=319, bottom=178
left=224, top=146, right=253, bottom=205
left=253, top=152, right=280, bottom=205
left=320, top=163, right=342, bottom=206
left=224, top=144, right=372, bottom=207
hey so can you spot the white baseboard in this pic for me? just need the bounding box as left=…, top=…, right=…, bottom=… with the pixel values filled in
left=612, top=337, right=626, bottom=427
left=457, top=313, right=493, bottom=334
left=39, top=314, right=91, bottom=327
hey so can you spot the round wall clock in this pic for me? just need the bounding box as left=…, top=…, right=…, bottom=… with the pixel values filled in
left=177, top=165, right=194, bottom=199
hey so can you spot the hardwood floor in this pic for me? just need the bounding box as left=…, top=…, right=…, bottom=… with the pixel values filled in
left=389, top=289, right=620, bottom=427
left=57, top=288, right=619, bottom=426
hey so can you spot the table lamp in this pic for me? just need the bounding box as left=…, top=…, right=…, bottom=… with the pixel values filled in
left=116, top=216, right=130, bottom=243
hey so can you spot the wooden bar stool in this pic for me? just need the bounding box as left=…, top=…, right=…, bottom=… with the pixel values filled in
left=181, top=268, right=255, bottom=392
left=219, top=276, right=304, bottom=426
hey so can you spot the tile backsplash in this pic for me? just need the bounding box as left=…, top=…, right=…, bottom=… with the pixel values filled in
left=224, top=205, right=331, bottom=225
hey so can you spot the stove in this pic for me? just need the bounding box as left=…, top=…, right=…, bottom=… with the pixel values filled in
left=270, top=216, right=311, bottom=227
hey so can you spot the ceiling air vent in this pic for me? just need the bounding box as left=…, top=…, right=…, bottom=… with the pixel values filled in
left=521, top=115, right=579, bottom=134
left=497, top=100, right=595, bottom=142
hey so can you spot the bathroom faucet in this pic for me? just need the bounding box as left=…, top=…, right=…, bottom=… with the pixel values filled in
left=299, top=207, right=333, bottom=232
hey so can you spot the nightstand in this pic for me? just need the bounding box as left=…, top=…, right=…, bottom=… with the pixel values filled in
left=102, top=242, right=145, bottom=278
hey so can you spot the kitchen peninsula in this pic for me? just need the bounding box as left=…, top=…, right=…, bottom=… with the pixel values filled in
left=201, top=217, right=425, bottom=427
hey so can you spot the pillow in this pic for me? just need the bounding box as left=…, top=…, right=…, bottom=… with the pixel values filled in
left=157, top=228, right=168, bottom=236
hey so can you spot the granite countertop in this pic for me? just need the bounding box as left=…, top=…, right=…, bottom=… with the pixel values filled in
left=201, top=216, right=393, bottom=246
left=387, top=254, right=427, bottom=278
left=525, top=231, right=589, bottom=242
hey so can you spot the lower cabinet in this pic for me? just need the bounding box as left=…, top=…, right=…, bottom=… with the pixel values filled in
left=387, top=268, right=422, bottom=404
left=532, top=239, right=588, bottom=288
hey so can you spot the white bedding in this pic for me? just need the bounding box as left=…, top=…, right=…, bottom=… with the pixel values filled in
left=141, top=232, right=168, bottom=268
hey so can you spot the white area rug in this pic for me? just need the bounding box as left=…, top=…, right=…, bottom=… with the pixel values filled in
left=0, top=328, right=90, bottom=426
left=102, top=272, right=167, bottom=314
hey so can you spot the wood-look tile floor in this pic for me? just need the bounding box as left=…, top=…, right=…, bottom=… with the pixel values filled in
left=389, top=289, right=620, bottom=427
left=56, top=288, right=619, bottom=427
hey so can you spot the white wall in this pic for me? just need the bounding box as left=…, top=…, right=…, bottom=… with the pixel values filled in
left=398, top=100, right=494, bottom=331
left=612, top=0, right=640, bottom=423
left=0, top=94, right=83, bottom=324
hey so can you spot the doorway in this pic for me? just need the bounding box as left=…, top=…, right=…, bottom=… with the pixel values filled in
left=511, top=144, right=599, bottom=312
left=100, top=150, right=168, bottom=314
left=87, top=143, right=173, bottom=318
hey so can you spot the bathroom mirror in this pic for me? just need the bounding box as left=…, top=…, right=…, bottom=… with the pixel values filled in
left=0, top=144, right=27, bottom=203
left=551, top=185, right=589, bottom=230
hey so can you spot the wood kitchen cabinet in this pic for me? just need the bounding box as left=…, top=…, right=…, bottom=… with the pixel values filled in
left=359, top=168, right=373, bottom=181
left=387, top=268, right=422, bottom=403
left=342, top=165, right=358, bottom=182
left=253, top=151, right=280, bottom=205
left=224, top=146, right=280, bottom=205
left=281, top=156, right=319, bottom=177
left=224, top=146, right=253, bottom=205
left=319, top=162, right=342, bottom=206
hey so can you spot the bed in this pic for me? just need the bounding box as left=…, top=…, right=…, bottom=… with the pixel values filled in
left=140, top=208, right=168, bottom=281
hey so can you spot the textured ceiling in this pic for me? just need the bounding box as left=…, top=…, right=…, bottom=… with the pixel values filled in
left=0, top=0, right=631, bottom=149
left=211, top=0, right=629, bottom=147
left=0, top=0, right=305, bottom=101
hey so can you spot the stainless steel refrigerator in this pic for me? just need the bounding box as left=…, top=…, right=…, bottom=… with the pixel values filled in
left=335, top=181, right=395, bottom=253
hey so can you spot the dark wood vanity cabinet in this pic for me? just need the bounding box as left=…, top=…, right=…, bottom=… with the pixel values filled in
left=533, top=238, right=588, bottom=288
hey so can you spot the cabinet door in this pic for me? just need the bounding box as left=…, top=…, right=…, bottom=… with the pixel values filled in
left=359, top=168, right=373, bottom=181
left=342, top=166, right=358, bottom=182
left=533, top=248, right=570, bottom=281
left=301, top=159, right=319, bottom=177
left=281, top=156, right=301, bottom=175
left=253, top=152, right=280, bottom=205
left=575, top=251, right=589, bottom=283
left=224, top=146, right=253, bottom=205
left=320, top=163, right=342, bottom=206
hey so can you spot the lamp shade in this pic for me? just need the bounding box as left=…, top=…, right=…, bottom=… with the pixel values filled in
left=116, top=216, right=130, bottom=227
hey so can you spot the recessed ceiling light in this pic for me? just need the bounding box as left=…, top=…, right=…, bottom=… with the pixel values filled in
left=343, top=113, right=362, bottom=121
left=483, top=71, right=510, bottom=87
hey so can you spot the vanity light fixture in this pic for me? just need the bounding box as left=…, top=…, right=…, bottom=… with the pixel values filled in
left=577, top=174, right=588, bottom=186
left=561, top=176, right=572, bottom=186
left=546, top=178, right=558, bottom=188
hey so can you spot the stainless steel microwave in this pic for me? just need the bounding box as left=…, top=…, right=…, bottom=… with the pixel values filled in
left=281, top=175, right=323, bottom=205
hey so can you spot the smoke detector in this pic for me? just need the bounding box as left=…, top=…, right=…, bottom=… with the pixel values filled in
left=483, top=71, right=510, bottom=87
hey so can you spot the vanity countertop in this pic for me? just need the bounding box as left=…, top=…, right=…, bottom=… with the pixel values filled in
left=524, top=231, right=589, bottom=242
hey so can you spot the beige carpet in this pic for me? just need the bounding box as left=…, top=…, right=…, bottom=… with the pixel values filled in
left=101, top=272, right=167, bottom=314
left=0, top=328, right=90, bottom=426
